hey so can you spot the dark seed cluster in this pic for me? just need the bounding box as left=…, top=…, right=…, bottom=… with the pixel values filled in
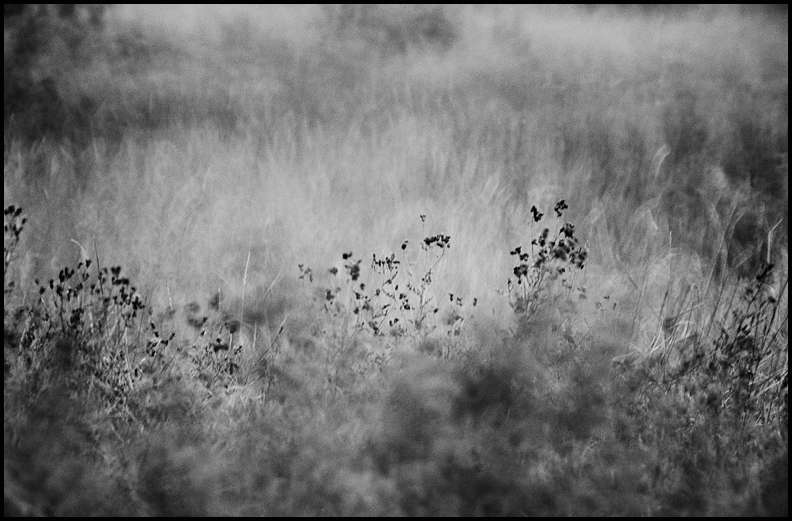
left=423, top=234, right=451, bottom=250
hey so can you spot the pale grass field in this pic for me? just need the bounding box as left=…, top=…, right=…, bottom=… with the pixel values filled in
left=6, top=6, right=786, bottom=331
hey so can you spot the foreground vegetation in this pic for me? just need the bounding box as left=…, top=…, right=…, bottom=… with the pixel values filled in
left=4, top=5, right=788, bottom=515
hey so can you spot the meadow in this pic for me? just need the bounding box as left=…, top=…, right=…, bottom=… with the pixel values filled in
left=3, top=5, right=788, bottom=515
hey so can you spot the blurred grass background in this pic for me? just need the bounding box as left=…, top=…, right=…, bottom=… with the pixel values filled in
left=5, top=5, right=787, bottom=316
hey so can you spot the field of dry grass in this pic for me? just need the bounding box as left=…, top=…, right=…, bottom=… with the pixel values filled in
left=4, top=5, right=788, bottom=515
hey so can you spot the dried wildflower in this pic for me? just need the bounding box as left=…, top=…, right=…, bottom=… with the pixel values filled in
left=422, top=234, right=451, bottom=249
left=298, top=264, right=313, bottom=282
left=507, top=200, right=588, bottom=318
left=553, top=199, right=568, bottom=217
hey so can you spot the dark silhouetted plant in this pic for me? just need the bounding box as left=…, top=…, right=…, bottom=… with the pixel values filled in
left=506, top=200, right=589, bottom=319
left=299, top=215, right=474, bottom=342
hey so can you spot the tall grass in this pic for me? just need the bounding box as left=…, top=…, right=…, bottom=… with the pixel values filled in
left=4, top=5, right=788, bottom=515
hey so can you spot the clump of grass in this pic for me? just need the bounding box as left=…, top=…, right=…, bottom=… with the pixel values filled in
left=5, top=206, right=156, bottom=416
left=3, top=205, right=243, bottom=424
left=640, top=261, right=787, bottom=427
left=611, top=259, right=787, bottom=515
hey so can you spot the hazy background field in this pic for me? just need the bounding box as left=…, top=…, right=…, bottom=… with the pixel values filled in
left=4, top=4, right=788, bottom=515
